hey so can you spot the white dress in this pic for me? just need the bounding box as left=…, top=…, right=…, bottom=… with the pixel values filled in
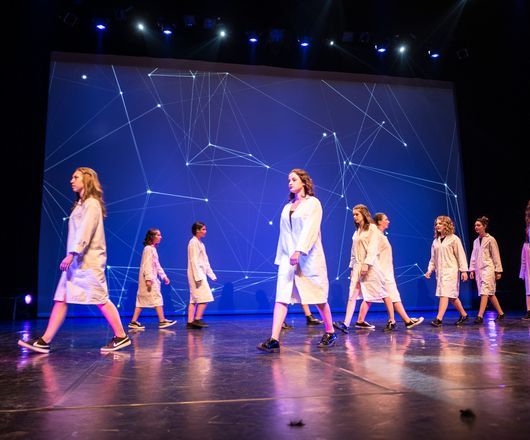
left=349, top=223, right=385, bottom=302
left=521, top=242, right=530, bottom=296
left=187, top=236, right=216, bottom=304
left=136, top=245, right=167, bottom=307
left=469, top=234, right=503, bottom=296
left=275, top=196, right=328, bottom=304
left=427, top=234, right=468, bottom=298
left=53, top=197, right=109, bottom=304
left=377, top=231, right=402, bottom=303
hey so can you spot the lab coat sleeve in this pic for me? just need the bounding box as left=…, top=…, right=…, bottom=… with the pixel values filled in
left=295, top=198, right=322, bottom=255
left=427, top=241, right=436, bottom=273
left=454, top=236, right=469, bottom=272
left=521, top=244, right=527, bottom=280
left=364, top=225, right=380, bottom=266
left=188, top=239, right=204, bottom=282
left=469, top=241, right=478, bottom=272
left=141, top=247, right=155, bottom=281
left=69, top=198, right=101, bottom=255
left=155, top=248, right=167, bottom=280
left=489, top=237, right=503, bottom=273
left=204, top=247, right=216, bottom=280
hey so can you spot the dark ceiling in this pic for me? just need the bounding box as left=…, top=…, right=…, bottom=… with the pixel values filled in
left=46, top=1, right=528, bottom=81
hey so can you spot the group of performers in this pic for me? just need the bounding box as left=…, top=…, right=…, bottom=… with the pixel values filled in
left=17, top=167, right=530, bottom=355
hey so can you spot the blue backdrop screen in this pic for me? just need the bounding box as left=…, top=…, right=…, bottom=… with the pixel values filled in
left=38, top=53, right=469, bottom=317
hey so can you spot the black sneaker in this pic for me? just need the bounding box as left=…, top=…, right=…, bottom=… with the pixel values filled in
left=257, top=338, right=280, bottom=353
left=186, top=322, right=202, bottom=329
left=18, top=337, right=50, bottom=354
left=355, top=321, right=375, bottom=330
left=128, top=321, right=145, bottom=329
left=306, top=314, right=323, bottom=325
left=383, top=321, right=397, bottom=332
left=318, top=332, right=337, bottom=348
left=193, top=319, right=208, bottom=328
left=494, top=314, right=505, bottom=322
left=474, top=316, right=484, bottom=324
left=431, top=318, right=443, bottom=327
left=100, top=336, right=131, bottom=352
left=405, top=317, right=424, bottom=329
left=281, top=322, right=294, bottom=330
left=333, top=321, right=349, bottom=334
left=455, top=315, right=469, bottom=326
left=158, top=320, right=177, bottom=329
left=523, top=311, right=530, bottom=321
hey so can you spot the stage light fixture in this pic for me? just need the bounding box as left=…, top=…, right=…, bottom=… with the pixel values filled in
left=183, top=15, right=196, bottom=28
left=96, top=24, right=106, bottom=30
left=247, top=32, right=259, bottom=44
left=219, top=29, right=227, bottom=38
left=137, top=22, right=145, bottom=31
left=269, top=28, right=285, bottom=43
left=428, top=50, right=440, bottom=58
left=398, top=45, right=407, bottom=53
left=299, top=36, right=311, bottom=47
left=375, top=44, right=387, bottom=53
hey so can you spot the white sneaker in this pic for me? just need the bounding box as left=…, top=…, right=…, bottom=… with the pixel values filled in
left=405, top=317, right=424, bottom=329
left=158, top=320, right=177, bottom=329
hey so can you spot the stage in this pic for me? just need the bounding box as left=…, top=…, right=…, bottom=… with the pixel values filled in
left=2, top=311, right=530, bottom=438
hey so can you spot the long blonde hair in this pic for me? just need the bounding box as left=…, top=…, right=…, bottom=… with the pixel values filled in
left=434, top=215, right=454, bottom=238
left=72, top=167, right=107, bottom=217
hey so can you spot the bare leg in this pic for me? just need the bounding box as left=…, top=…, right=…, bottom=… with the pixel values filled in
left=436, top=297, right=449, bottom=321
left=155, top=306, right=165, bottom=322
left=42, top=301, right=68, bottom=343
left=394, top=302, right=411, bottom=323
left=383, top=297, right=396, bottom=322
left=131, top=307, right=142, bottom=322
left=343, top=296, right=358, bottom=327
left=449, top=298, right=467, bottom=316
left=488, top=296, right=504, bottom=315
left=195, top=303, right=208, bottom=320
left=315, top=303, right=334, bottom=333
left=188, top=303, right=196, bottom=323
left=97, top=300, right=126, bottom=338
left=477, top=295, right=488, bottom=318
left=301, top=303, right=312, bottom=316
left=526, top=295, right=530, bottom=311
left=271, top=302, right=289, bottom=340
left=356, top=300, right=371, bottom=323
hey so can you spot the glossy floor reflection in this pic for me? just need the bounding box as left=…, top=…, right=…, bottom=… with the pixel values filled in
left=2, top=311, right=530, bottom=439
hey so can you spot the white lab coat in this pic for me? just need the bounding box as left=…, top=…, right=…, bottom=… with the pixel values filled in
left=427, top=234, right=468, bottom=298
left=520, top=242, right=530, bottom=295
left=136, top=245, right=167, bottom=307
left=54, top=197, right=109, bottom=304
left=275, top=196, right=328, bottom=304
left=187, top=236, right=216, bottom=304
left=349, top=223, right=386, bottom=301
left=377, top=231, right=402, bottom=303
left=469, top=234, right=502, bottom=296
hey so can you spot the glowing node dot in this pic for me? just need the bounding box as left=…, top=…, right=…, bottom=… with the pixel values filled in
left=336, top=277, right=339, bottom=280
left=146, top=189, right=152, bottom=194
left=343, top=161, right=346, bottom=165
left=157, top=104, right=161, bottom=108
left=265, top=165, right=270, bottom=169
left=341, top=194, right=344, bottom=198
left=454, top=194, right=458, bottom=198
left=249, top=153, right=253, bottom=157
left=382, top=121, right=386, bottom=124
left=245, top=276, right=249, bottom=279
left=107, top=266, right=112, bottom=269
left=62, top=217, right=68, bottom=221
left=349, top=162, right=353, bottom=165
left=120, top=91, right=123, bottom=95
left=403, top=143, right=407, bottom=146
left=205, top=198, right=209, bottom=202
left=333, top=132, right=336, bottom=136
left=186, top=162, right=189, bottom=166
left=148, top=73, right=151, bottom=77
left=81, top=75, right=87, bottom=80
left=444, top=183, right=447, bottom=187
left=323, top=133, right=327, bottom=137
left=268, top=220, right=273, bottom=225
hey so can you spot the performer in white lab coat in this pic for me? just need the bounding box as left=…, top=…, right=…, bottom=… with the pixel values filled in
left=371, top=212, right=424, bottom=329
left=425, top=215, right=469, bottom=327
left=469, top=216, right=504, bottom=323
left=186, top=221, right=217, bottom=329
left=333, top=205, right=396, bottom=333
left=520, top=224, right=530, bottom=320
left=128, top=228, right=176, bottom=330
left=18, top=167, right=130, bottom=354
left=258, top=168, right=336, bottom=352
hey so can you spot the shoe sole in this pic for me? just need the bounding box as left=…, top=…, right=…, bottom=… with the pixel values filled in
left=405, top=317, right=425, bottom=329
left=256, top=344, right=280, bottom=353
left=355, top=325, right=375, bottom=330
left=100, top=339, right=131, bottom=352
left=332, top=323, right=349, bottom=334
left=128, top=325, right=145, bottom=329
left=318, top=339, right=337, bottom=348
left=18, top=340, right=50, bottom=354
left=159, top=321, right=177, bottom=329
